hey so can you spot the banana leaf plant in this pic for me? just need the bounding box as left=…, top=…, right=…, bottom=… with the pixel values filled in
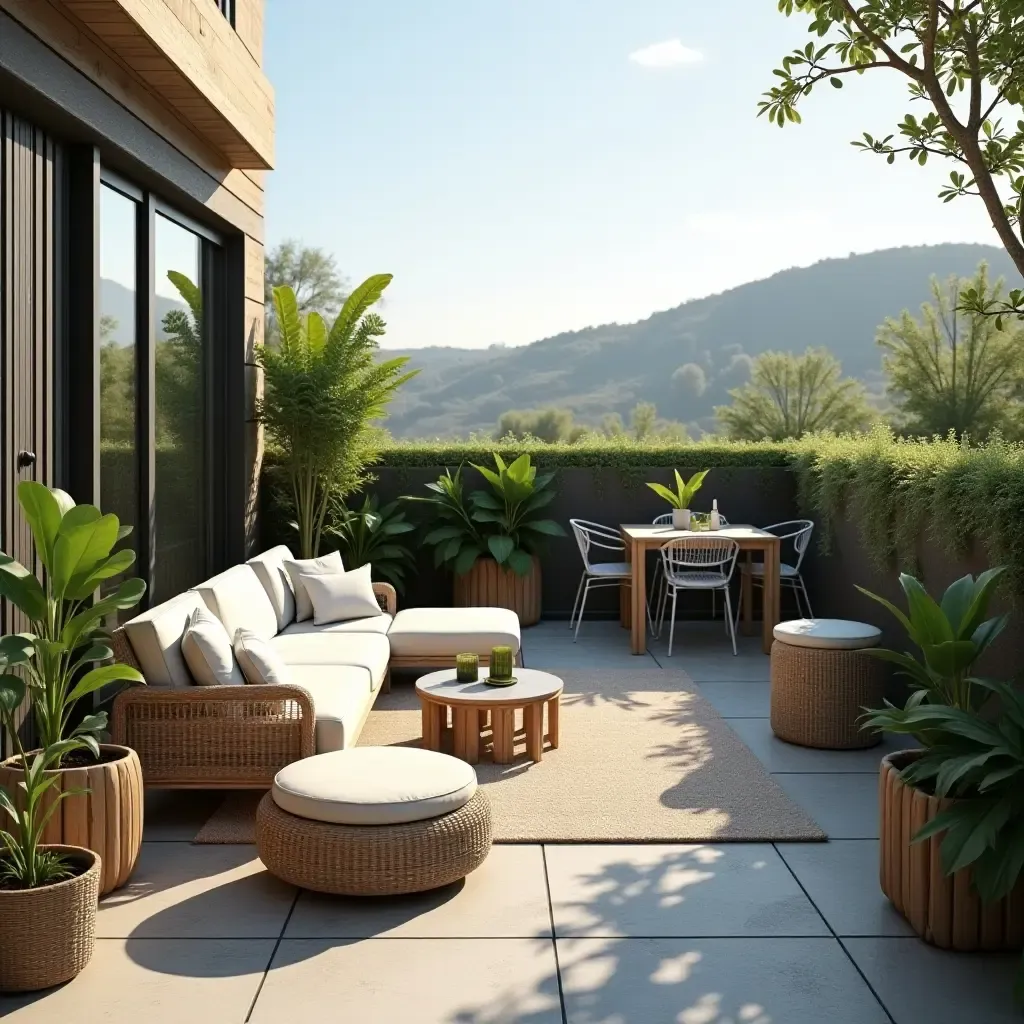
left=406, top=454, right=565, bottom=577
left=0, top=481, right=146, bottom=757
left=856, top=568, right=1008, bottom=712
left=645, top=469, right=709, bottom=509
left=0, top=674, right=96, bottom=888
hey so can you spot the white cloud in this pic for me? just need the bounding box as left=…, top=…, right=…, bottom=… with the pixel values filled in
left=628, top=39, right=704, bottom=69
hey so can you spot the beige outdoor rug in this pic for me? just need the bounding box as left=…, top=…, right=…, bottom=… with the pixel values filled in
left=194, top=670, right=825, bottom=844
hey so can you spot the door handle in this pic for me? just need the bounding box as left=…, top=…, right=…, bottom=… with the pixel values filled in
left=17, top=450, right=36, bottom=470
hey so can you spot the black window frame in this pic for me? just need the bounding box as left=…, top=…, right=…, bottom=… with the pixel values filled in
left=214, top=0, right=235, bottom=28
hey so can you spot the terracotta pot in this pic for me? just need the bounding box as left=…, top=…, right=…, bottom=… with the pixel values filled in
left=454, top=556, right=541, bottom=626
left=0, top=845, right=99, bottom=991
left=880, top=750, right=1024, bottom=950
left=0, top=744, right=143, bottom=896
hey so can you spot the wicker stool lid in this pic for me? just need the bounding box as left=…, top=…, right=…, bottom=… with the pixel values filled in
left=272, top=747, right=478, bottom=826
left=773, top=618, right=882, bottom=651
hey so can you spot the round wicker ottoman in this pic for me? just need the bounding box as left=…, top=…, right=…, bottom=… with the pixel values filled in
left=256, top=747, right=492, bottom=896
left=770, top=618, right=886, bottom=750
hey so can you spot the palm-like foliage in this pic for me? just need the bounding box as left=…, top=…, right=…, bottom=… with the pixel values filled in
left=325, top=494, right=416, bottom=593
left=407, top=454, right=565, bottom=577
left=646, top=469, right=709, bottom=510
left=0, top=482, right=145, bottom=753
left=257, top=276, right=417, bottom=559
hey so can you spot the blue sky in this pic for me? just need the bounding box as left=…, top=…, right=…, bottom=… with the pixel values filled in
left=265, top=1, right=1002, bottom=349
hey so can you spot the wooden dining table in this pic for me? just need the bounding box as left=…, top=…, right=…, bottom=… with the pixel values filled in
left=620, top=524, right=782, bottom=656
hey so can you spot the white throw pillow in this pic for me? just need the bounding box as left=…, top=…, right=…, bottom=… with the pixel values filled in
left=181, top=606, right=244, bottom=686
left=300, top=564, right=381, bottom=625
left=283, top=551, right=344, bottom=622
left=233, top=628, right=291, bottom=685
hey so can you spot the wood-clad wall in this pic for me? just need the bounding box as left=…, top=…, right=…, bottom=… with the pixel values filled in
left=0, top=110, right=61, bottom=753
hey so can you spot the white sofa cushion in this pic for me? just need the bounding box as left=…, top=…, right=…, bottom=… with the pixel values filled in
left=279, top=614, right=392, bottom=638
left=268, top=632, right=390, bottom=691
left=181, top=606, right=245, bottom=686
left=288, top=665, right=378, bottom=753
left=271, top=747, right=477, bottom=825
left=301, top=565, right=380, bottom=625
left=773, top=618, right=882, bottom=651
left=283, top=551, right=344, bottom=622
left=386, top=607, right=521, bottom=658
left=234, top=628, right=291, bottom=685
left=195, top=564, right=279, bottom=642
left=247, top=545, right=296, bottom=631
left=122, top=590, right=207, bottom=687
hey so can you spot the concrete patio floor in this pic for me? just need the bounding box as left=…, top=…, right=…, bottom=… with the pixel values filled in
left=2, top=620, right=1020, bottom=1023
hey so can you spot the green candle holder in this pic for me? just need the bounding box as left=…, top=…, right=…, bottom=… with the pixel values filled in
left=456, top=653, right=479, bottom=683
left=486, top=645, right=516, bottom=686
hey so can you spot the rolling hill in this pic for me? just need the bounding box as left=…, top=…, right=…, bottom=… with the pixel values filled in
left=382, top=244, right=1020, bottom=438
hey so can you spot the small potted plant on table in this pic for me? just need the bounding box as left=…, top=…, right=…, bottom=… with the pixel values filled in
left=859, top=568, right=1024, bottom=998
left=0, top=482, right=146, bottom=896
left=646, top=470, right=709, bottom=530
left=0, top=674, right=102, bottom=991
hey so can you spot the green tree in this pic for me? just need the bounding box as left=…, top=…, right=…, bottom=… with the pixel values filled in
left=256, top=275, right=417, bottom=558
left=496, top=407, right=576, bottom=442
left=716, top=348, right=874, bottom=440
left=762, top=1, right=1024, bottom=294
left=630, top=401, right=659, bottom=440
left=878, top=263, right=1024, bottom=438
left=265, top=240, right=350, bottom=339
left=672, top=362, right=707, bottom=398
left=158, top=270, right=204, bottom=447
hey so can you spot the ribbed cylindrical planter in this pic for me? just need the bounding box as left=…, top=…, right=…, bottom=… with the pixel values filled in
left=880, top=750, right=1024, bottom=950
left=454, top=556, right=541, bottom=626
left=0, top=744, right=143, bottom=896
left=0, top=845, right=100, bottom=992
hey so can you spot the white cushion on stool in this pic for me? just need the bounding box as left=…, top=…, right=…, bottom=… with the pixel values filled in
left=773, top=618, right=881, bottom=651
left=272, top=748, right=478, bottom=826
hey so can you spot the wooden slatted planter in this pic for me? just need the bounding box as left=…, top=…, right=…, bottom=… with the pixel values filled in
left=454, top=556, right=542, bottom=626
left=0, top=744, right=143, bottom=896
left=880, top=750, right=1024, bottom=950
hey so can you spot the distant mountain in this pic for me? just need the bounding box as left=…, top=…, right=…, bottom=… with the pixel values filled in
left=382, top=244, right=1021, bottom=438
left=101, top=279, right=187, bottom=345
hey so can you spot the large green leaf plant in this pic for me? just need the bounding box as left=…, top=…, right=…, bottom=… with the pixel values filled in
left=0, top=481, right=146, bottom=755
left=407, top=454, right=565, bottom=577
left=325, top=494, right=416, bottom=593
left=860, top=568, right=1024, bottom=999
left=645, top=469, right=709, bottom=510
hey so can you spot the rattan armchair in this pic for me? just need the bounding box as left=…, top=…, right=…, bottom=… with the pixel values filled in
left=110, top=582, right=398, bottom=789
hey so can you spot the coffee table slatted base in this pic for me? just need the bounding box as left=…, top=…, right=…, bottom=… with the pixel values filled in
left=419, top=697, right=560, bottom=765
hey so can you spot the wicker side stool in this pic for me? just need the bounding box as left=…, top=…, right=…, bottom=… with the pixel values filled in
left=770, top=618, right=886, bottom=750
left=256, top=747, right=492, bottom=896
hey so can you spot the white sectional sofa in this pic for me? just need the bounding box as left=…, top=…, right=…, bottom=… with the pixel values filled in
left=111, top=545, right=521, bottom=789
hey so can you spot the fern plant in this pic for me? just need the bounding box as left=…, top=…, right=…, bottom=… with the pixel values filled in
left=257, top=276, right=417, bottom=558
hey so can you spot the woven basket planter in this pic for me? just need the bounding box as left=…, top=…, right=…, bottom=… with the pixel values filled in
left=770, top=640, right=886, bottom=749
left=880, top=750, right=1024, bottom=950
left=0, top=845, right=100, bottom=992
left=255, top=788, right=493, bottom=896
left=454, top=556, right=541, bottom=626
left=0, top=745, right=143, bottom=896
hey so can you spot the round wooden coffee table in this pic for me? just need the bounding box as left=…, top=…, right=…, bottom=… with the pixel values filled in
left=415, top=668, right=563, bottom=765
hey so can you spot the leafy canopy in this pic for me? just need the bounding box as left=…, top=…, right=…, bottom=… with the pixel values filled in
left=257, top=275, right=417, bottom=558
left=716, top=348, right=874, bottom=440
left=264, top=240, right=349, bottom=339
left=763, top=0, right=1024, bottom=316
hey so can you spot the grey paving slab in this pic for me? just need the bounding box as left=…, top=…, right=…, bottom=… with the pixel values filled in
left=773, top=773, right=881, bottom=839
left=845, top=936, right=1023, bottom=1024
left=658, top=652, right=772, bottom=681
left=777, top=841, right=914, bottom=937
left=97, top=842, right=296, bottom=938
left=285, top=845, right=551, bottom=938
left=545, top=843, right=829, bottom=938
left=250, top=938, right=563, bottom=1024
left=557, top=936, right=890, bottom=1024
left=695, top=680, right=771, bottom=717
left=0, top=939, right=274, bottom=1024
left=729, top=718, right=906, bottom=773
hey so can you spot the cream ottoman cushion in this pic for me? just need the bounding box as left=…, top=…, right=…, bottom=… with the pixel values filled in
left=773, top=618, right=881, bottom=651
left=386, top=607, right=521, bottom=658
left=272, top=747, right=477, bottom=826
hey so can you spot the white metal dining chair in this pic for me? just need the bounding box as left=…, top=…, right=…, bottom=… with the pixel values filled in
left=735, top=519, right=815, bottom=626
left=569, top=519, right=652, bottom=641
left=659, top=536, right=740, bottom=656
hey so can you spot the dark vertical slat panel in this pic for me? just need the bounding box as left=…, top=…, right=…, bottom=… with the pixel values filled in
left=138, top=195, right=156, bottom=606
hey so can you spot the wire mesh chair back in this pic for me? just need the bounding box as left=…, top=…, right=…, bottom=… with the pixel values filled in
left=762, top=520, right=814, bottom=568
left=569, top=519, right=625, bottom=571
left=660, top=537, right=739, bottom=580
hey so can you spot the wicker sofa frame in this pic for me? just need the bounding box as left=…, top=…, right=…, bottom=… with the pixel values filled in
left=110, top=582, right=522, bottom=789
